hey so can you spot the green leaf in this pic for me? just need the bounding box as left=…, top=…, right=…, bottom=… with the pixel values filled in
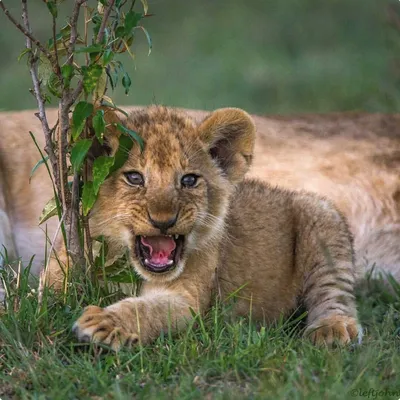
left=18, top=48, right=32, bottom=62
left=82, top=64, right=103, bottom=94
left=30, top=156, right=49, bottom=182
left=72, top=101, right=93, bottom=140
left=93, top=110, right=105, bottom=144
left=122, top=72, right=131, bottom=95
left=61, top=65, right=74, bottom=88
left=39, top=197, right=58, bottom=225
left=124, top=11, right=142, bottom=35
left=106, top=64, right=118, bottom=90
left=48, top=73, right=62, bottom=98
left=46, top=1, right=58, bottom=18
left=93, top=68, right=107, bottom=103
left=110, top=135, right=134, bottom=172
left=76, top=44, right=103, bottom=54
left=100, top=100, right=129, bottom=117
left=102, top=49, right=114, bottom=66
left=92, top=156, right=115, bottom=194
left=82, top=181, right=97, bottom=216
left=70, top=139, right=92, bottom=172
left=115, top=26, right=126, bottom=38
left=116, top=123, right=145, bottom=151
left=38, top=54, right=53, bottom=86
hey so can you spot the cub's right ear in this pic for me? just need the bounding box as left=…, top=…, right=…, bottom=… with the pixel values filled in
left=197, top=108, right=256, bottom=184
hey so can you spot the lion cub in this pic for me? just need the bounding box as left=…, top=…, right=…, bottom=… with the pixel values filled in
left=51, top=106, right=360, bottom=349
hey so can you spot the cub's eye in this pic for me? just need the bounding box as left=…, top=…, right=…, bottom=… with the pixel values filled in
left=124, top=171, right=144, bottom=186
left=181, top=174, right=199, bottom=188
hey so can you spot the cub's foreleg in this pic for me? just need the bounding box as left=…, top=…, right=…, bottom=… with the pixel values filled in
left=294, top=194, right=361, bottom=345
left=73, top=282, right=207, bottom=351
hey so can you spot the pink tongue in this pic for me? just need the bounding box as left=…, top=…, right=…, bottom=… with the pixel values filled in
left=141, top=236, right=176, bottom=265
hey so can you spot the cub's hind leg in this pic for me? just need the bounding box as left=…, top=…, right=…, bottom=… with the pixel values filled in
left=293, top=194, right=361, bottom=346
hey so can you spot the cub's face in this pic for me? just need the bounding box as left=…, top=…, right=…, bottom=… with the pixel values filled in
left=90, top=106, right=255, bottom=282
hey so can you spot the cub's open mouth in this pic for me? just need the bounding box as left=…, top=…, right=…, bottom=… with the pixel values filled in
left=135, top=235, right=185, bottom=273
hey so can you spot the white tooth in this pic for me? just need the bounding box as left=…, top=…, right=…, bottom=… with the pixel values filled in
left=144, top=259, right=149, bottom=265
left=167, top=260, right=174, bottom=265
left=175, top=234, right=179, bottom=239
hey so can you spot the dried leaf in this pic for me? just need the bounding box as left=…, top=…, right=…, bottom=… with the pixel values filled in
left=136, top=26, right=152, bottom=55
left=140, top=0, right=149, bottom=15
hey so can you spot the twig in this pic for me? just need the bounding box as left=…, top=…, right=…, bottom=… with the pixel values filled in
left=57, top=98, right=72, bottom=213
left=20, top=0, right=61, bottom=198
left=57, top=0, right=86, bottom=212
left=58, top=0, right=86, bottom=212
left=96, top=0, right=116, bottom=43
left=67, top=0, right=86, bottom=66
left=51, top=13, right=62, bottom=78
left=68, top=171, right=83, bottom=266
left=0, top=0, right=54, bottom=62
left=71, top=80, right=84, bottom=104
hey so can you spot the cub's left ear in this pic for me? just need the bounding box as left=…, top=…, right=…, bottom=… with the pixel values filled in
left=197, top=108, right=256, bottom=183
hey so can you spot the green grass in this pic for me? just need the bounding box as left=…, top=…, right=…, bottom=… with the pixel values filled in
left=0, top=262, right=399, bottom=399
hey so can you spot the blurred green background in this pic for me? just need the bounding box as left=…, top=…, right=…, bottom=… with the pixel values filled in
left=0, top=0, right=398, bottom=114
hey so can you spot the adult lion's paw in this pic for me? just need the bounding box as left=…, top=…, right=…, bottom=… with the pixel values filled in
left=305, top=315, right=362, bottom=346
left=72, top=305, right=139, bottom=351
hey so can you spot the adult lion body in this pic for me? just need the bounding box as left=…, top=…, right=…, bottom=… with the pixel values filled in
left=0, top=106, right=399, bottom=348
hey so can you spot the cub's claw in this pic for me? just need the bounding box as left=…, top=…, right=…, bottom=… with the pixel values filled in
left=305, top=315, right=361, bottom=346
left=73, top=305, right=139, bottom=351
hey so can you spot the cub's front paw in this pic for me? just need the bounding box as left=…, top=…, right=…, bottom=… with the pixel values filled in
left=73, top=305, right=139, bottom=351
left=305, top=315, right=361, bottom=346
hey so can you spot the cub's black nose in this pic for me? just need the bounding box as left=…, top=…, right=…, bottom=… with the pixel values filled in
left=148, top=212, right=178, bottom=234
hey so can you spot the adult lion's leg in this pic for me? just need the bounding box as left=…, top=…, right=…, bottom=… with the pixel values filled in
left=293, top=194, right=361, bottom=346
left=0, top=168, right=17, bottom=300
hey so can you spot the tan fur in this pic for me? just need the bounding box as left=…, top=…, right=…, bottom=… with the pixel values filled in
left=1, top=107, right=399, bottom=350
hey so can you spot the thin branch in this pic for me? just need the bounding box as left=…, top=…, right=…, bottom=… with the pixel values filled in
left=57, top=0, right=86, bottom=210
left=51, top=14, right=62, bottom=78
left=96, top=0, right=116, bottom=43
left=84, top=5, right=89, bottom=65
left=0, top=0, right=54, bottom=61
left=71, top=80, right=84, bottom=103
left=20, top=0, right=61, bottom=197
left=67, top=0, right=86, bottom=66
